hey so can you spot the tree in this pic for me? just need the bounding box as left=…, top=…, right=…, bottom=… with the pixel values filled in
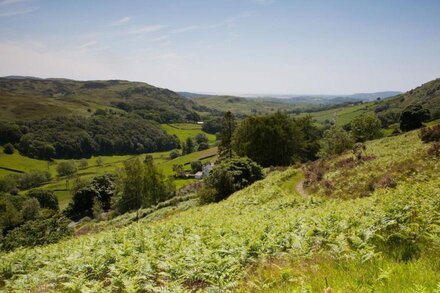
left=195, top=133, right=209, bottom=145
left=96, top=157, right=104, bottom=166
left=172, top=164, right=185, bottom=177
left=219, top=111, right=236, bottom=159
left=190, top=160, right=203, bottom=173
left=197, top=142, right=209, bottom=151
left=232, top=112, right=304, bottom=167
left=21, top=198, right=40, bottom=221
left=351, top=113, right=383, bottom=142
left=56, top=161, right=77, bottom=177
left=116, top=158, right=174, bottom=219
left=400, top=104, right=430, bottom=131
left=318, top=126, right=354, bottom=158
left=295, top=116, right=321, bottom=161
left=3, top=143, right=14, bottom=155
left=183, top=137, right=195, bottom=155
left=202, top=157, right=264, bottom=202
left=77, top=159, right=88, bottom=169
left=169, top=149, right=181, bottom=159
left=27, top=189, right=59, bottom=211
left=202, top=118, right=222, bottom=134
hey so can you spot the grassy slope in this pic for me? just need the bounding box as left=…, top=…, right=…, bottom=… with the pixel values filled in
left=192, top=96, right=308, bottom=115
left=1, top=128, right=439, bottom=292
left=0, top=78, right=198, bottom=121
left=0, top=124, right=217, bottom=208
left=160, top=123, right=216, bottom=145
left=296, top=101, right=377, bottom=126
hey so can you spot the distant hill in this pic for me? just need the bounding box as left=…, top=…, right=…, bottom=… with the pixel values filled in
left=0, top=77, right=205, bottom=122
left=375, top=78, right=440, bottom=126
left=189, top=91, right=400, bottom=116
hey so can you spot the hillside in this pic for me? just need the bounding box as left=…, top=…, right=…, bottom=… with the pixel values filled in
left=376, top=78, right=440, bottom=125
left=0, top=77, right=204, bottom=122
left=1, top=127, right=439, bottom=291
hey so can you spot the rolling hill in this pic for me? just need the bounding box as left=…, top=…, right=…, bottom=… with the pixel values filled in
left=0, top=77, right=204, bottom=121
left=1, top=125, right=439, bottom=291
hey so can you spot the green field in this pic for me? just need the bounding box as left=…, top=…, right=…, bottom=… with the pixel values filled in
left=1, top=127, right=439, bottom=291
left=297, top=102, right=377, bottom=126
left=0, top=123, right=218, bottom=209
left=161, top=123, right=216, bottom=145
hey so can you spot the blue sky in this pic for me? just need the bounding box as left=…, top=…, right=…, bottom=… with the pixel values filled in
left=0, top=0, right=439, bottom=94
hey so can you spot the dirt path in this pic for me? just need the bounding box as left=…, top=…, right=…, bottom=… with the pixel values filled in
left=296, top=180, right=307, bottom=198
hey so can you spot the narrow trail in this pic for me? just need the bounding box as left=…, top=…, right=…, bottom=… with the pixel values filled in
left=295, top=179, right=307, bottom=198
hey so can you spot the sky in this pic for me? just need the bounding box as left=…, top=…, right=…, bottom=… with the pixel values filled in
left=0, top=0, right=439, bottom=95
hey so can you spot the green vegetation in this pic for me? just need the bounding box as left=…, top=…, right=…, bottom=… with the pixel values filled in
left=1, top=125, right=439, bottom=291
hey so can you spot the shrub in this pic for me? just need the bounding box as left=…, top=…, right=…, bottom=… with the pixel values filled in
left=350, top=113, right=383, bottom=142
left=3, top=143, right=14, bottom=154
left=195, top=133, right=209, bottom=145
left=169, top=149, right=181, bottom=159
left=1, top=216, right=72, bottom=252
left=427, top=142, right=440, bottom=158
left=191, top=160, right=203, bottom=173
left=304, top=160, right=328, bottom=187
left=197, top=142, right=209, bottom=151
left=27, top=189, right=59, bottom=211
left=198, top=186, right=218, bottom=204
left=56, top=161, right=77, bottom=177
left=14, top=170, right=51, bottom=190
left=204, top=157, right=264, bottom=202
left=21, top=198, right=40, bottom=221
left=420, top=124, right=440, bottom=142
left=318, top=126, right=354, bottom=158
left=0, top=176, right=16, bottom=194
left=399, top=104, right=430, bottom=132
left=77, top=159, right=88, bottom=169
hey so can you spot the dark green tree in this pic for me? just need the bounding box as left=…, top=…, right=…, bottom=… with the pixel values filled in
left=232, top=112, right=304, bottom=167
left=201, top=157, right=264, bottom=202
left=400, top=104, right=430, bottom=131
left=219, top=111, right=236, bottom=159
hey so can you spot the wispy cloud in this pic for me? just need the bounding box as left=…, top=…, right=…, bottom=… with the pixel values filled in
left=149, top=35, right=169, bottom=42
left=0, top=6, right=38, bottom=17
left=80, top=40, right=98, bottom=49
left=110, top=16, right=131, bottom=27
left=0, top=0, right=30, bottom=6
left=172, top=25, right=199, bottom=34
left=128, top=25, right=168, bottom=35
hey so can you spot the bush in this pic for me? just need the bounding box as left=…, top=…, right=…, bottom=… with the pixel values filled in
left=427, top=142, right=440, bottom=158
left=77, top=159, right=88, bottom=169
left=1, top=216, right=72, bottom=251
left=198, top=187, right=217, bottom=204
left=420, top=124, right=440, bottom=142
left=197, top=142, right=209, bottom=151
left=191, top=160, right=203, bottom=173
left=399, top=104, right=430, bottom=132
left=351, top=113, right=383, bottom=142
left=318, top=126, right=354, bottom=158
left=195, top=133, right=209, bottom=145
left=56, top=161, right=77, bottom=177
left=14, top=170, right=51, bottom=190
left=169, top=149, right=181, bottom=159
left=203, top=157, right=264, bottom=202
left=27, top=189, right=59, bottom=211
left=0, top=176, right=16, bottom=194
left=21, top=198, right=40, bottom=221
left=3, top=143, right=14, bottom=154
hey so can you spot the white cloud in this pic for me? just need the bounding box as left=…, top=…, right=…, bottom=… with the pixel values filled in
left=79, top=40, right=98, bottom=49
left=110, top=16, right=131, bottom=27
left=128, top=25, right=168, bottom=35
